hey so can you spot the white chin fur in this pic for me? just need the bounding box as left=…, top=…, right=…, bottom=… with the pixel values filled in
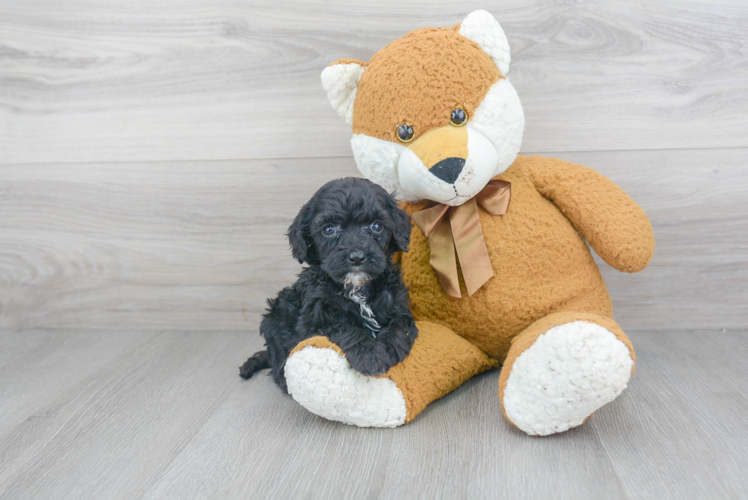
left=343, top=272, right=370, bottom=288
left=349, top=78, right=523, bottom=204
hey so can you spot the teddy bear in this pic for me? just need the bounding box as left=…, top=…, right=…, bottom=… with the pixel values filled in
left=281, top=10, right=655, bottom=436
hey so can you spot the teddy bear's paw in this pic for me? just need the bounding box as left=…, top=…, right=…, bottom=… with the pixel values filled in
left=502, top=321, right=633, bottom=436
left=284, top=345, right=407, bottom=428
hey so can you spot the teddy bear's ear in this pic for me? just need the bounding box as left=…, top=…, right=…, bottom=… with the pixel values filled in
left=458, top=10, right=511, bottom=75
left=321, top=59, right=366, bottom=126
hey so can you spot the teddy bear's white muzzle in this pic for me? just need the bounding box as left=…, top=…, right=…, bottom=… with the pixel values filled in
left=397, top=127, right=499, bottom=206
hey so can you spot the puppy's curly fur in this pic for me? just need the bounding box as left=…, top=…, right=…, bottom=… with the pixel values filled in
left=240, top=177, right=418, bottom=392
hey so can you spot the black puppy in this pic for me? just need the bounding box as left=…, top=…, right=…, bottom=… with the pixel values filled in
left=239, top=177, right=418, bottom=392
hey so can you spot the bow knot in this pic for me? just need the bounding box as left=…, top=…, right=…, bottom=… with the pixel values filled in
left=411, top=179, right=511, bottom=298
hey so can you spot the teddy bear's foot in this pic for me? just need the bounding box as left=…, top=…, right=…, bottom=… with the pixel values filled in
left=285, top=322, right=497, bottom=427
left=499, top=312, right=635, bottom=436
left=284, top=337, right=408, bottom=428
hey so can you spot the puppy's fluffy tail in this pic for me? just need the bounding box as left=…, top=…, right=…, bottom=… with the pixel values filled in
left=239, top=350, right=270, bottom=379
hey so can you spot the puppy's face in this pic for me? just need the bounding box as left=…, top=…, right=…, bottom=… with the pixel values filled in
left=288, top=178, right=411, bottom=286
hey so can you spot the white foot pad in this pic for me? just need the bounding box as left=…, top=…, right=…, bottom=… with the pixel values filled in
left=502, top=321, right=633, bottom=436
left=284, top=346, right=407, bottom=428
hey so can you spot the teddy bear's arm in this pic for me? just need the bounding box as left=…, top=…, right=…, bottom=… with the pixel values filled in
left=527, top=156, right=655, bottom=273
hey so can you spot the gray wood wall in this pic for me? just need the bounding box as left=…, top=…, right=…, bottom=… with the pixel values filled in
left=2, top=0, right=747, bottom=332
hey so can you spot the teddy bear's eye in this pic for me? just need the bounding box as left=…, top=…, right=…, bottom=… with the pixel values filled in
left=396, top=124, right=415, bottom=143
left=450, top=108, right=468, bottom=126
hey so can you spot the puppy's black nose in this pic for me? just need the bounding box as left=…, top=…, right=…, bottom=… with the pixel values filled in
left=347, top=251, right=366, bottom=266
left=429, top=157, right=465, bottom=184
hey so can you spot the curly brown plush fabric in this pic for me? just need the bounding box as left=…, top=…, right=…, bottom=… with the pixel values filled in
left=399, top=155, right=654, bottom=361
left=350, top=25, right=502, bottom=143
left=407, top=125, right=468, bottom=169
left=386, top=321, right=497, bottom=421
left=526, top=158, right=656, bottom=273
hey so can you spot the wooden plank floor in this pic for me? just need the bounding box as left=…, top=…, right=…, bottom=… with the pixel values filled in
left=2, top=0, right=748, bottom=498
left=0, top=329, right=746, bottom=499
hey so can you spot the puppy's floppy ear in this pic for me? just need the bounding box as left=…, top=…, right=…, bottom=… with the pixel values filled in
left=287, top=195, right=318, bottom=264
left=382, top=191, right=411, bottom=253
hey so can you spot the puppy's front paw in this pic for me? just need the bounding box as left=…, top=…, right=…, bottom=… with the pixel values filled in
left=385, top=329, right=415, bottom=365
left=346, top=341, right=396, bottom=376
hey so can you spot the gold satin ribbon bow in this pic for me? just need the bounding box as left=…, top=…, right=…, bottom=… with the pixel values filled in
left=411, top=179, right=511, bottom=298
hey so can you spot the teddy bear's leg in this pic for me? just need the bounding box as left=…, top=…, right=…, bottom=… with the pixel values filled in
left=284, top=321, right=497, bottom=427
left=498, top=312, right=635, bottom=436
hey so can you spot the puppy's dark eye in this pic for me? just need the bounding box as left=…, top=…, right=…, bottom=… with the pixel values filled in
left=450, top=108, right=468, bottom=126
left=396, top=124, right=414, bottom=143
left=370, top=222, right=383, bottom=234
left=322, top=225, right=337, bottom=237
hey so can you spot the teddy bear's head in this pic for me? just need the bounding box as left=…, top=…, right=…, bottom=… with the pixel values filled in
left=322, top=10, right=524, bottom=206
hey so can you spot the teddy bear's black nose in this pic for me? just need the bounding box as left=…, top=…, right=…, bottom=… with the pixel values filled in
left=347, top=251, right=366, bottom=266
left=429, top=157, right=465, bottom=184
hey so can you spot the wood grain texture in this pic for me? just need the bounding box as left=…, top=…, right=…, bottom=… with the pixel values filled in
left=1, top=0, right=747, bottom=164
left=546, top=148, right=748, bottom=331
left=0, top=158, right=359, bottom=330
left=0, top=330, right=256, bottom=499
left=1, top=148, right=746, bottom=332
left=0, top=329, right=158, bottom=436
left=0, top=329, right=746, bottom=499
left=1, top=1, right=747, bottom=498
left=592, top=330, right=748, bottom=499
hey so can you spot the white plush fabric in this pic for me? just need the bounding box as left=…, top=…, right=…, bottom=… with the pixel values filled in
left=285, top=346, right=407, bottom=428
left=321, top=63, right=365, bottom=126
left=396, top=147, right=458, bottom=203
left=397, top=128, right=498, bottom=206
left=502, top=321, right=634, bottom=436
left=459, top=10, right=511, bottom=75
left=470, top=78, right=524, bottom=176
left=351, top=134, right=408, bottom=200
left=458, top=125, right=501, bottom=200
